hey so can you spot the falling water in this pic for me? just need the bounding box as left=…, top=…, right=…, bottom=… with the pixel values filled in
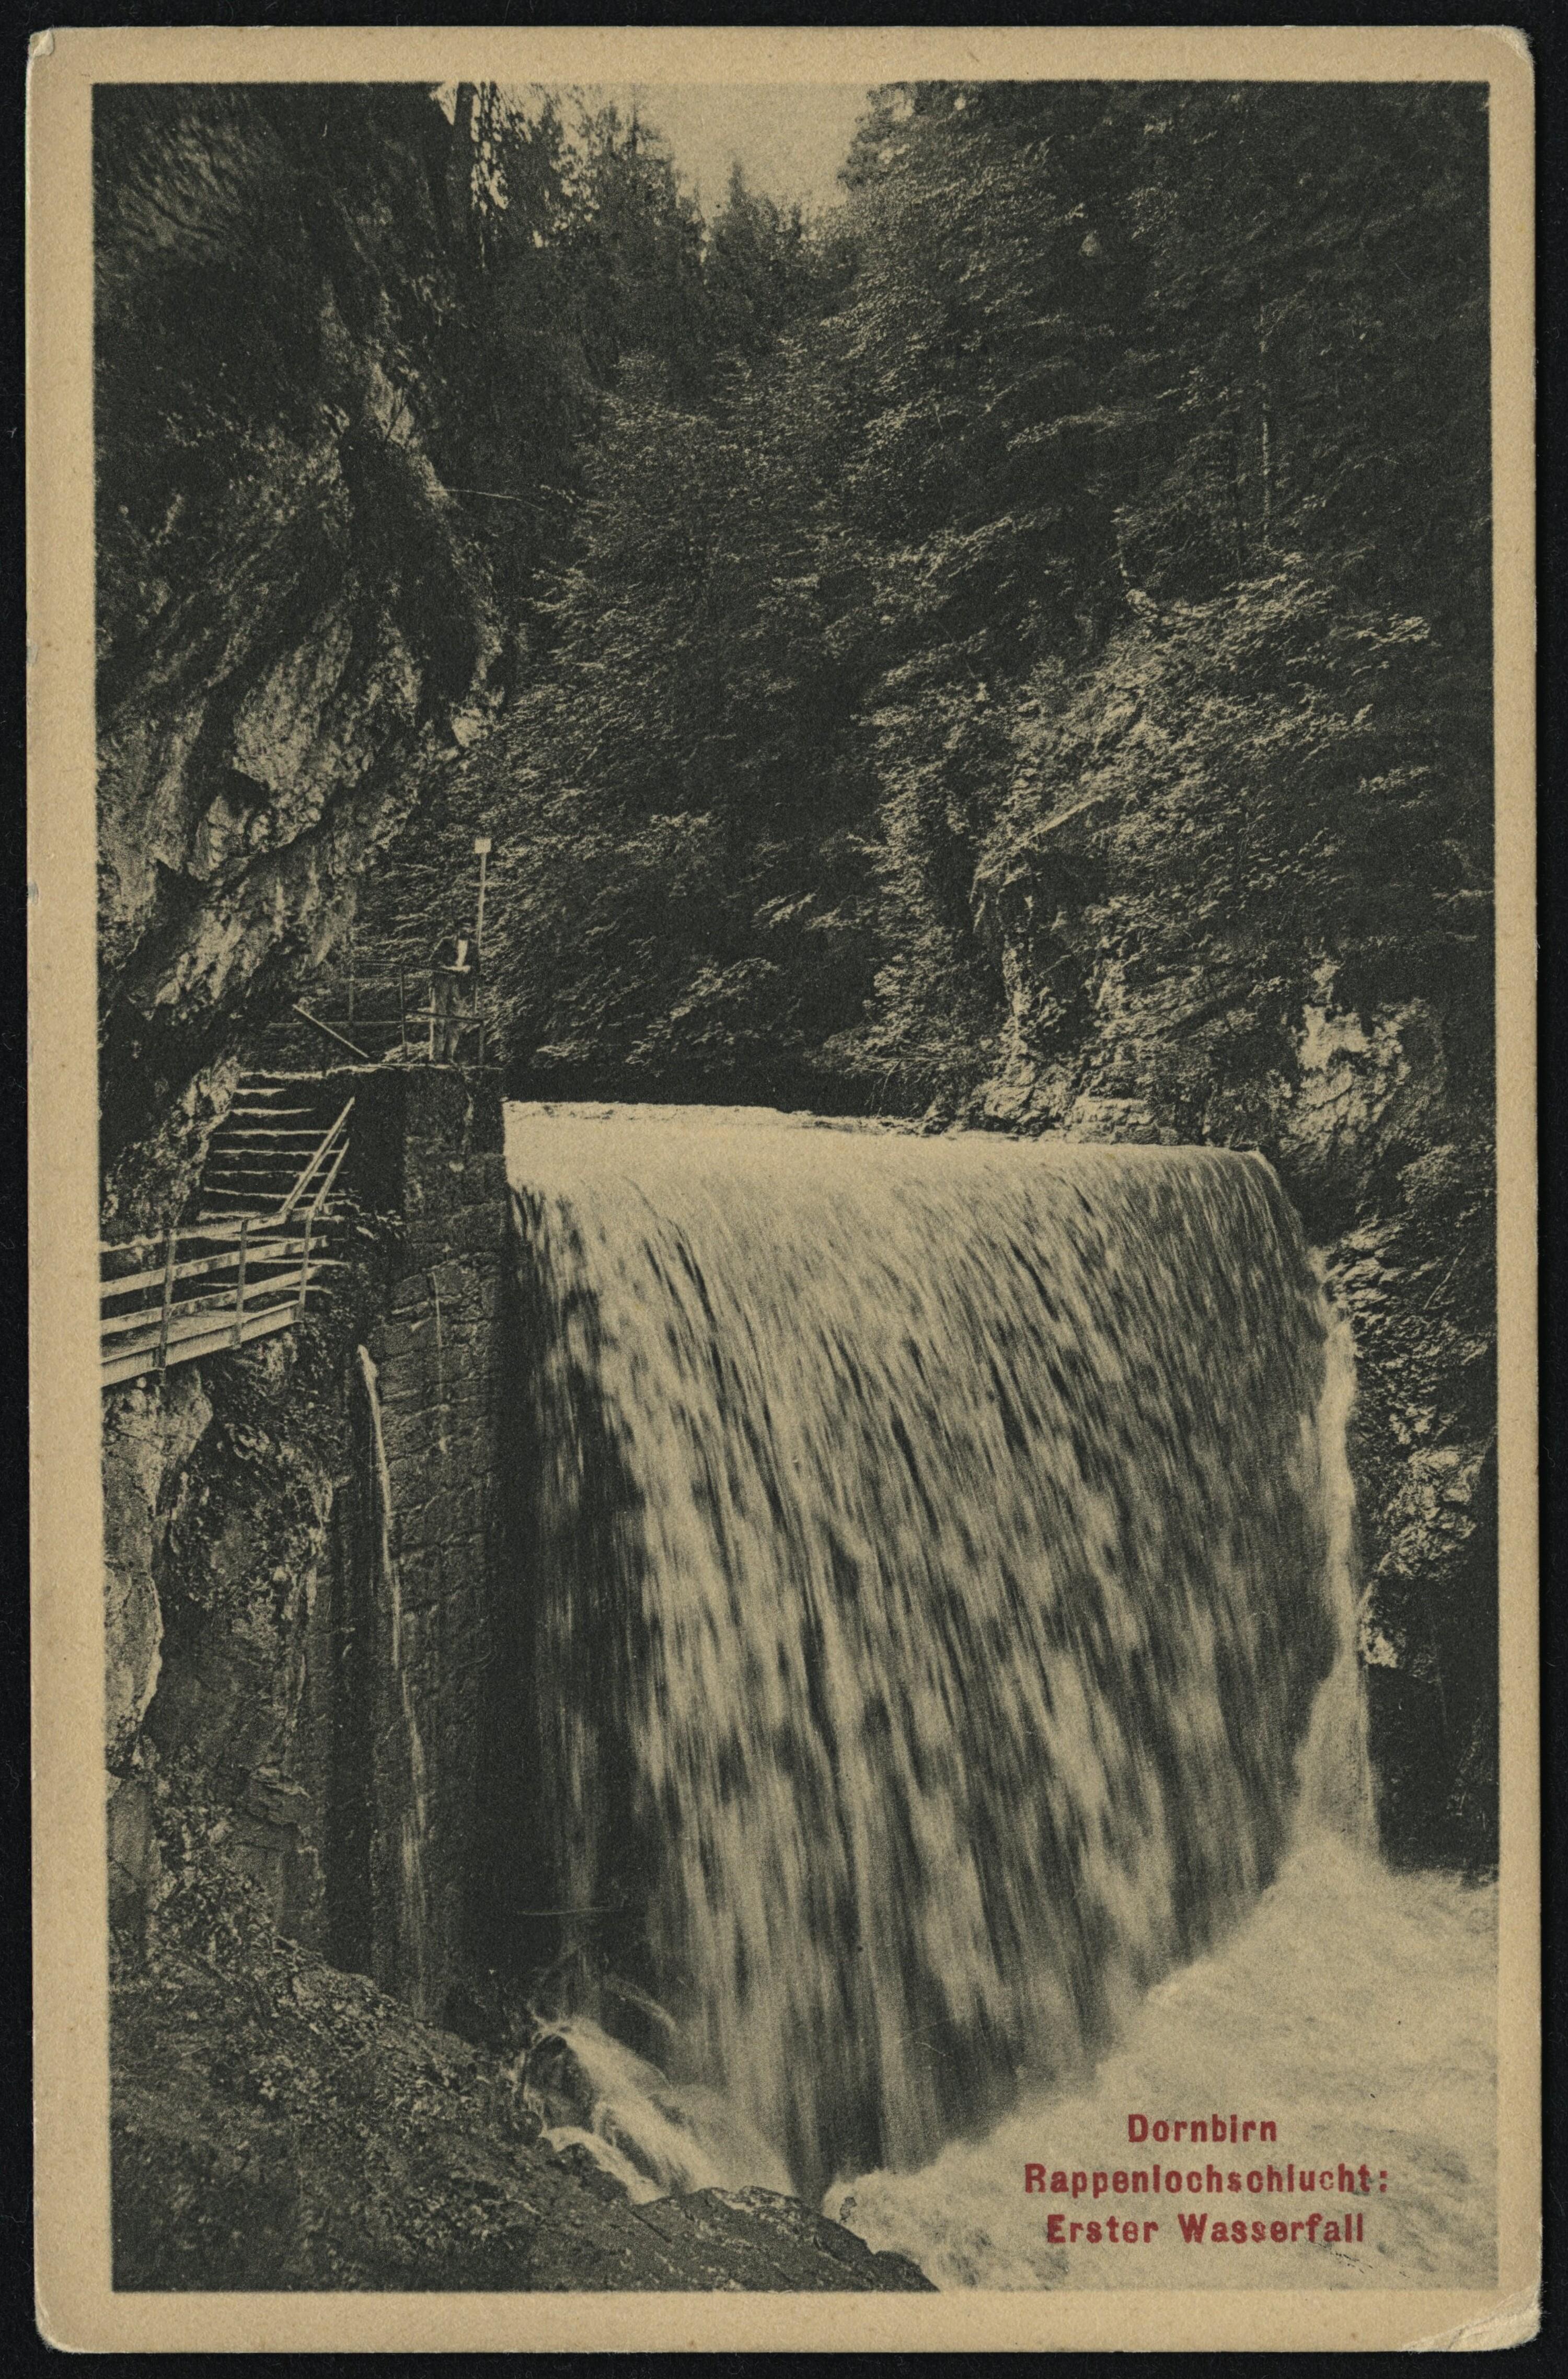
left=832, top=1839, right=1497, bottom=2291
left=515, top=2015, right=794, bottom=2204
left=499, top=1105, right=1381, bottom=2212
left=1293, top=1291, right=1377, bottom=1847
left=355, top=1344, right=432, bottom=2018
left=830, top=1285, right=1493, bottom=2293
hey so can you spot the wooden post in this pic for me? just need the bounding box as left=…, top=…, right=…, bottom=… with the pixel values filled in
left=346, top=920, right=355, bottom=1024
left=427, top=981, right=436, bottom=1063
left=472, top=834, right=492, bottom=1073
left=232, top=1216, right=249, bottom=1348
left=398, top=965, right=407, bottom=1055
left=297, top=1208, right=315, bottom=1323
left=474, top=836, right=491, bottom=957
left=156, top=1227, right=178, bottom=1375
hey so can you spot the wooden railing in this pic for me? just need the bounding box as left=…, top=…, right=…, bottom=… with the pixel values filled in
left=291, top=1003, right=374, bottom=1063
left=259, top=975, right=492, bottom=1070
left=100, top=1100, right=354, bottom=1389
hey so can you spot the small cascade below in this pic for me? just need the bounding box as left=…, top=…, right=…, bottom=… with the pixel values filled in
left=517, top=2017, right=794, bottom=2204
left=496, top=1105, right=1379, bottom=2210
left=1293, top=1294, right=1378, bottom=1850
left=355, top=1344, right=433, bottom=2018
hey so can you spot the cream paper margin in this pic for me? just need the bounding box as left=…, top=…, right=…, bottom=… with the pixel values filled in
left=27, top=22, right=1538, bottom=2353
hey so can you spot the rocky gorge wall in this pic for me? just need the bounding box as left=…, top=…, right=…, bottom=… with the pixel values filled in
left=94, top=87, right=506, bottom=1241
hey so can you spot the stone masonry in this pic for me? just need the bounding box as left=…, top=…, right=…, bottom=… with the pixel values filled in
left=347, top=1065, right=510, bottom=2020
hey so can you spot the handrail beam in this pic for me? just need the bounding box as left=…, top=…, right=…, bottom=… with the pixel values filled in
left=291, top=1003, right=373, bottom=1063
left=101, top=1233, right=313, bottom=1296
left=278, top=1099, right=355, bottom=1221
left=101, top=1234, right=326, bottom=1302
left=103, top=1271, right=318, bottom=1346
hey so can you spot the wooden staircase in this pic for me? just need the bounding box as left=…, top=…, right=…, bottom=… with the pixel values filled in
left=100, top=1075, right=355, bottom=1389
left=197, top=1074, right=343, bottom=1221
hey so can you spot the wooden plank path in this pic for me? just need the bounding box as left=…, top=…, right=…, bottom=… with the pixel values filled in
left=101, top=1093, right=354, bottom=1389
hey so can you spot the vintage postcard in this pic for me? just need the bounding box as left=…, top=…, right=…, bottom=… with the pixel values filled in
left=29, top=24, right=1537, bottom=2352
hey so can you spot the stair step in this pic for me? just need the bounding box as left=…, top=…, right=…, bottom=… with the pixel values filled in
left=200, top=1177, right=343, bottom=1198
left=192, top=1070, right=348, bottom=1230
left=213, top=1149, right=321, bottom=1163
left=209, top=1142, right=306, bottom=1158
left=202, top=1190, right=301, bottom=1208
left=207, top=1152, right=303, bottom=1167
left=209, top=1145, right=311, bottom=1160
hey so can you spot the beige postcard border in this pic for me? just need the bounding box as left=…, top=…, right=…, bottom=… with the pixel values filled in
left=28, top=22, right=1538, bottom=2353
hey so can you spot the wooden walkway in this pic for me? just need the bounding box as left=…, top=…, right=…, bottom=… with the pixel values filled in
left=100, top=1093, right=353, bottom=1389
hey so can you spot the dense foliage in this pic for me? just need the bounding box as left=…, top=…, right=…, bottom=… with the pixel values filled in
left=347, top=82, right=1489, bottom=1131
left=95, top=70, right=1492, bottom=1166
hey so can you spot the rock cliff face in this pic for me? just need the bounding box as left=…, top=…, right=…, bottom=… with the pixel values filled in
left=94, top=86, right=503, bottom=1232
left=105, top=1315, right=349, bottom=1949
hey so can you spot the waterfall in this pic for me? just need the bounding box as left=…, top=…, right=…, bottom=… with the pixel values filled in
left=355, top=1345, right=433, bottom=2017
left=499, top=1105, right=1373, bottom=2205
left=1293, top=1291, right=1377, bottom=1849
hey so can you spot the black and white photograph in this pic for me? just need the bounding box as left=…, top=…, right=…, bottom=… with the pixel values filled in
left=29, top=24, right=1537, bottom=2353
